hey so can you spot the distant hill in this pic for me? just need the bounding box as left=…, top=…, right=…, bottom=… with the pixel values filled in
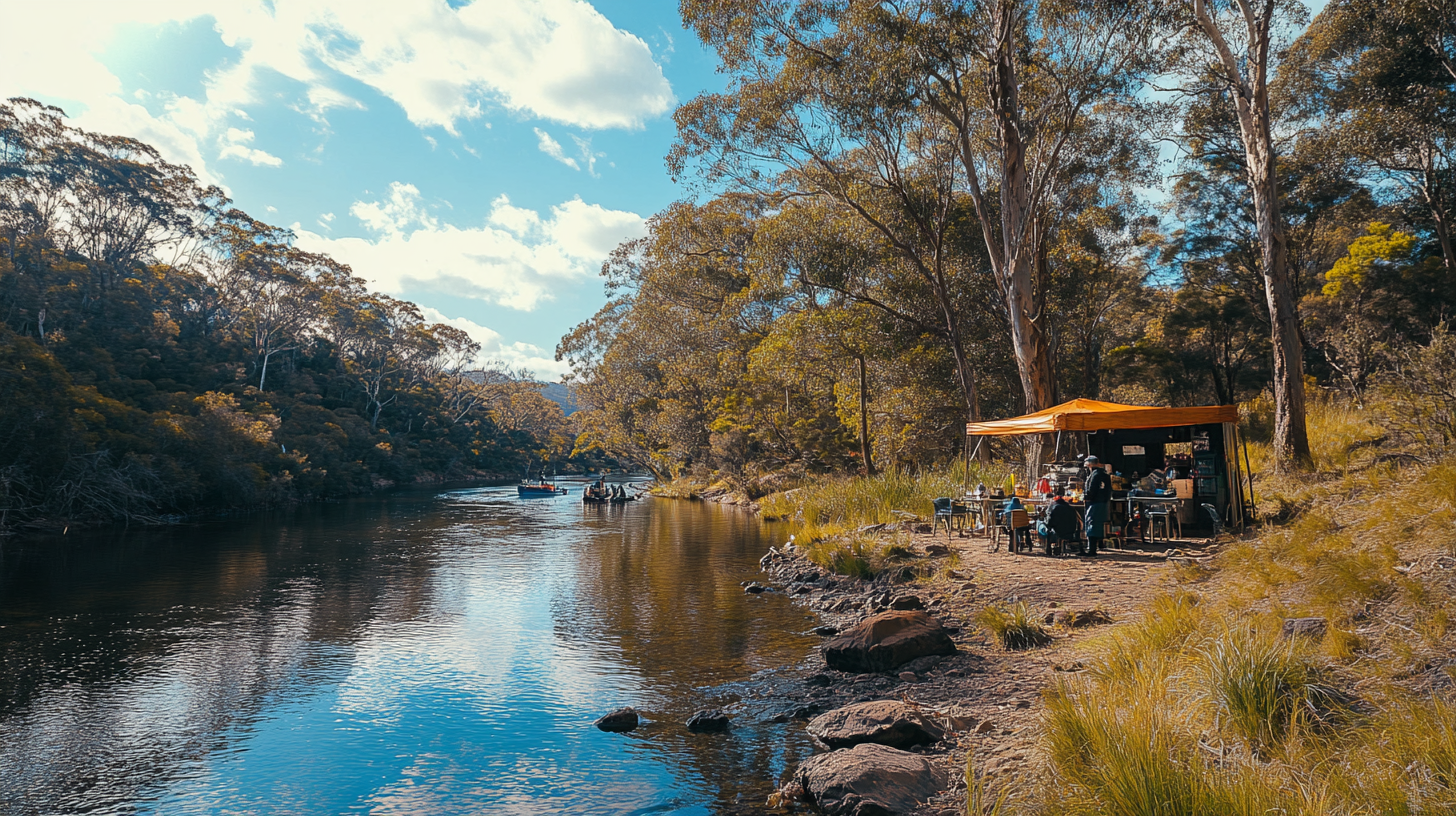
left=459, top=372, right=579, bottom=416
left=540, top=382, right=579, bottom=416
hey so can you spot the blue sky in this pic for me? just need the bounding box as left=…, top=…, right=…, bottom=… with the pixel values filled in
left=5, top=1, right=1329, bottom=379
left=5, top=0, right=726, bottom=379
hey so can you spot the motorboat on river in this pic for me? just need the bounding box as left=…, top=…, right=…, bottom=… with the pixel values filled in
left=518, top=482, right=568, bottom=497
left=517, top=467, right=568, bottom=497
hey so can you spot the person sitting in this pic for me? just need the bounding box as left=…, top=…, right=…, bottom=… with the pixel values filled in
left=1037, top=492, right=1083, bottom=556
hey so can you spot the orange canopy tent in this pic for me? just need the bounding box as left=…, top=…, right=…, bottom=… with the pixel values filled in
left=966, top=398, right=1238, bottom=436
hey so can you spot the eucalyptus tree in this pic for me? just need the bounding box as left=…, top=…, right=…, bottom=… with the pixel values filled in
left=674, top=1, right=1002, bottom=427
left=560, top=198, right=768, bottom=478
left=906, top=0, right=1172, bottom=417
left=1176, top=0, right=1314, bottom=470
left=676, top=0, right=1172, bottom=483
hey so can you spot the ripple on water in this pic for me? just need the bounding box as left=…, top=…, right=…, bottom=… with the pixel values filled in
left=0, top=486, right=818, bottom=815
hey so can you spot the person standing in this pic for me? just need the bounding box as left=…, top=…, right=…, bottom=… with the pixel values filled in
left=1082, top=455, right=1112, bottom=557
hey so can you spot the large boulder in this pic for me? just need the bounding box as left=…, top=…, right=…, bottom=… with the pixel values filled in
left=793, top=743, right=949, bottom=816
left=822, top=611, right=957, bottom=673
left=807, top=701, right=946, bottom=750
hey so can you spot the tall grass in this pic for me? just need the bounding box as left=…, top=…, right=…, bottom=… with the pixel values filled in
left=1194, top=627, right=1344, bottom=751
left=759, top=462, right=1004, bottom=534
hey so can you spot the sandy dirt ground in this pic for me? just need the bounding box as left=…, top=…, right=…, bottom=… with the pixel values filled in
left=736, top=523, right=1220, bottom=814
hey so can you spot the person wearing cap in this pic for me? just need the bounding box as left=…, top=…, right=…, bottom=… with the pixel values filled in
left=1082, top=455, right=1113, bottom=556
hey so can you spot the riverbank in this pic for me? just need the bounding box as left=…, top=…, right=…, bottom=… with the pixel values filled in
left=722, top=521, right=1207, bottom=814
left=1, top=469, right=522, bottom=538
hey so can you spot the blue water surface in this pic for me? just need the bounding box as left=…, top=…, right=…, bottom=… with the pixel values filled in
left=0, top=486, right=818, bottom=815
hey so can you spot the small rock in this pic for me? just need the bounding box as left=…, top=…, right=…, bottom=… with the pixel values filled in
left=890, top=595, right=925, bottom=611
left=806, top=673, right=835, bottom=688
left=923, top=543, right=951, bottom=557
left=1281, top=617, right=1328, bottom=640
left=974, top=719, right=996, bottom=734
left=595, top=707, right=639, bottom=732
left=792, top=704, right=822, bottom=721
left=1013, top=700, right=1031, bottom=710
left=898, top=656, right=942, bottom=675
left=744, top=583, right=767, bottom=594
left=814, top=625, right=840, bottom=637
left=898, top=671, right=919, bottom=682
left=686, top=708, right=731, bottom=733
left=1048, top=609, right=1113, bottom=628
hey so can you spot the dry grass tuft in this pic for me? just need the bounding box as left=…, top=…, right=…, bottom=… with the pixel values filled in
left=976, top=602, right=1053, bottom=650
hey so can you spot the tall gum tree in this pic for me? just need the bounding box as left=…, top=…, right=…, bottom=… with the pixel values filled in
left=676, top=1, right=1169, bottom=478
left=1284, top=0, right=1456, bottom=276
left=1183, top=0, right=1313, bottom=471
left=906, top=0, right=1171, bottom=419
left=673, top=2, right=992, bottom=429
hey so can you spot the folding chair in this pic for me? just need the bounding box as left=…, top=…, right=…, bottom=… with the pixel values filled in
left=932, top=497, right=954, bottom=539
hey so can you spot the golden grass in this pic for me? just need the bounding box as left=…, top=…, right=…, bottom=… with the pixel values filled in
left=757, top=462, right=1006, bottom=540
left=990, top=397, right=1456, bottom=815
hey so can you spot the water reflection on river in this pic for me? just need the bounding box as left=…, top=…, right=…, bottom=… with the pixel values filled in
left=0, top=486, right=819, bottom=815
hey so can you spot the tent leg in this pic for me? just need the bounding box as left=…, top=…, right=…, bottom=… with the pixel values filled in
left=1054, top=431, right=1062, bottom=461
left=1240, top=428, right=1257, bottom=522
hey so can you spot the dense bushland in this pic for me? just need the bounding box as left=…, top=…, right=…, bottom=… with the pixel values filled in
left=0, top=99, right=587, bottom=535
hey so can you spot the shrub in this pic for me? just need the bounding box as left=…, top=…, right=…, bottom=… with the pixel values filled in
left=1380, top=324, right=1456, bottom=452
left=976, top=602, right=1052, bottom=650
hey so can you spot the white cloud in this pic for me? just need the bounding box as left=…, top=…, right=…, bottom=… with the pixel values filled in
left=534, top=128, right=579, bottom=170
left=349, top=182, right=437, bottom=237
left=219, top=127, right=284, bottom=166
left=416, top=307, right=568, bottom=380
left=2, top=0, right=671, bottom=186
left=570, top=134, right=604, bottom=177
left=295, top=184, right=645, bottom=311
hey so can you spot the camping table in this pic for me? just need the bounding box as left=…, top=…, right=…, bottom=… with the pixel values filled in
left=1123, top=495, right=1189, bottom=543
left=960, top=496, right=1000, bottom=536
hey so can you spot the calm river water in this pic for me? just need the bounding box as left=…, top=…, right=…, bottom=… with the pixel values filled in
left=0, top=486, right=820, bottom=815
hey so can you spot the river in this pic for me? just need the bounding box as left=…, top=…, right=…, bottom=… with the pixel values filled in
left=0, top=485, right=820, bottom=815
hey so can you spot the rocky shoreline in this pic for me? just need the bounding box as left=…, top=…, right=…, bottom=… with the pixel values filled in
left=713, top=527, right=1205, bottom=814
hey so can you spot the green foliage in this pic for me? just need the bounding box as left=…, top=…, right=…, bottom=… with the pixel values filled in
left=0, top=99, right=591, bottom=534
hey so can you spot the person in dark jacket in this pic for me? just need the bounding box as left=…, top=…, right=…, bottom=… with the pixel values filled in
left=1082, top=455, right=1113, bottom=556
left=1038, top=493, right=1083, bottom=555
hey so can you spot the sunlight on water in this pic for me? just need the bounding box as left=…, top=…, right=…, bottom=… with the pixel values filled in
left=0, top=486, right=818, bottom=815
